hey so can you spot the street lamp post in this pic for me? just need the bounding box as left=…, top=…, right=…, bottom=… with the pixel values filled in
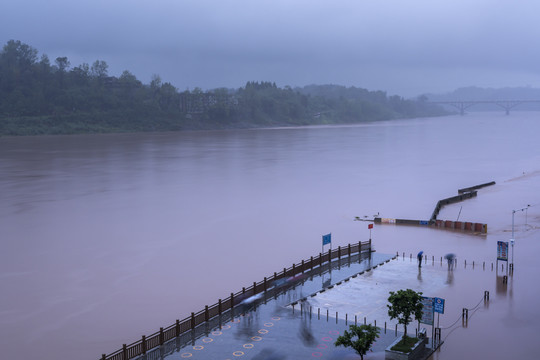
left=511, top=205, right=531, bottom=269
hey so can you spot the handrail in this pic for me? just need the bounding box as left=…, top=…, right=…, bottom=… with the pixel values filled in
left=100, top=240, right=371, bottom=360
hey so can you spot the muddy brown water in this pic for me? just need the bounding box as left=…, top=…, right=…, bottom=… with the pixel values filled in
left=1, top=112, right=539, bottom=359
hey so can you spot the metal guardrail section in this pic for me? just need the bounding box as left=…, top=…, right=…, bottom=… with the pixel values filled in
left=430, top=191, right=477, bottom=224
left=457, top=181, right=496, bottom=194
left=100, top=240, right=372, bottom=360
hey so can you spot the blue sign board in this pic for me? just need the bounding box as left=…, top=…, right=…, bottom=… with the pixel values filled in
left=434, top=297, right=445, bottom=314
left=497, top=241, right=508, bottom=261
left=322, top=233, right=331, bottom=246
left=420, top=297, right=434, bottom=325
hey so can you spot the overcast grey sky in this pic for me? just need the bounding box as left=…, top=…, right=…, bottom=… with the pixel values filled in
left=2, top=0, right=540, bottom=97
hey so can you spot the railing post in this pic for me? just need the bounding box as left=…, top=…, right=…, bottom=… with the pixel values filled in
left=348, top=243, right=351, bottom=256
left=218, top=299, right=222, bottom=315
left=358, top=241, right=362, bottom=254
left=328, top=249, right=331, bottom=263
left=319, top=253, right=322, bottom=267
left=159, top=327, right=164, bottom=345
left=338, top=246, right=341, bottom=259
left=264, top=277, right=267, bottom=291
left=301, top=260, right=305, bottom=273
left=253, top=281, right=257, bottom=294
left=176, top=319, right=180, bottom=337
left=122, top=344, right=127, bottom=360
left=191, top=312, right=195, bottom=330
left=205, top=305, right=209, bottom=322
left=311, top=256, right=314, bottom=270
left=142, top=335, right=147, bottom=354
left=101, top=354, right=106, bottom=360
left=292, top=263, right=296, bottom=275
left=230, top=293, right=234, bottom=308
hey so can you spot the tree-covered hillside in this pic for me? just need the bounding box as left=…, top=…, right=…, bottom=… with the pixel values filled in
left=0, top=40, right=447, bottom=136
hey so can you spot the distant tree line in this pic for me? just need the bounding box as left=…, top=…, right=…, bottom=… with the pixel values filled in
left=0, top=40, right=447, bottom=136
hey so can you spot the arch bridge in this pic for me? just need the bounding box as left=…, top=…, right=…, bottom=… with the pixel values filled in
left=431, top=100, right=540, bottom=115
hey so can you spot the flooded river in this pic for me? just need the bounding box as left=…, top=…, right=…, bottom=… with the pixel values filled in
left=1, top=112, right=539, bottom=359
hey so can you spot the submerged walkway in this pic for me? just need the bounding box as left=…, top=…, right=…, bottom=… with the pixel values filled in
left=138, top=252, right=491, bottom=360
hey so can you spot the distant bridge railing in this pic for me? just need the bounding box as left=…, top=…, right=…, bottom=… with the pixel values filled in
left=100, top=240, right=372, bottom=360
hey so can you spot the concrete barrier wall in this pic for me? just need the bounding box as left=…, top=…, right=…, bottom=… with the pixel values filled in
left=377, top=218, right=487, bottom=233
left=430, top=191, right=477, bottom=223
left=435, top=219, right=487, bottom=233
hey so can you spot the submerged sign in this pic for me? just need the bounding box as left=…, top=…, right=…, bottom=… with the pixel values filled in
left=497, top=241, right=508, bottom=261
left=420, top=297, right=434, bottom=325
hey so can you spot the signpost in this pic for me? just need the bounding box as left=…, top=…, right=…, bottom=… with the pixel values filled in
left=420, top=297, right=434, bottom=325
left=434, top=297, right=445, bottom=314
left=368, top=223, right=373, bottom=241
left=421, top=296, right=445, bottom=348
left=322, top=233, right=331, bottom=253
left=434, top=297, right=445, bottom=334
left=497, top=241, right=508, bottom=261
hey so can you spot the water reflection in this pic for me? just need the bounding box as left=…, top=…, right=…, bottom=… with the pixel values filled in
left=252, top=348, right=287, bottom=360
left=445, top=269, right=454, bottom=286
left=235, top=311, right=260, bottom=340
left=495, top=263, right=509, bottom=297
left=298, top=299, right=315, bottom=346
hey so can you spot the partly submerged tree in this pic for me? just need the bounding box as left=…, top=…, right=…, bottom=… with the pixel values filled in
left=387, top=289, right=424, bottom=338
left=334, top=324, right=380, bottom=360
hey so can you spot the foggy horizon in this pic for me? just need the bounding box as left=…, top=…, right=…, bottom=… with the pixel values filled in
left=3, top=1, right=540, bottom=98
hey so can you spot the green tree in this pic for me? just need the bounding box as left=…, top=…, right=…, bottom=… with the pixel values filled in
left=90, top=60, right=108, bottom=78
left=334, top=324, right=380, bottom=360
left=387, top=289, right=424, bottom=338
left=55, top=56, right=70, bottom=72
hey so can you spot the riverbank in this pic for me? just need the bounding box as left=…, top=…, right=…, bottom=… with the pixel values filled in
left=0, top=110, right=448, bottom=136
